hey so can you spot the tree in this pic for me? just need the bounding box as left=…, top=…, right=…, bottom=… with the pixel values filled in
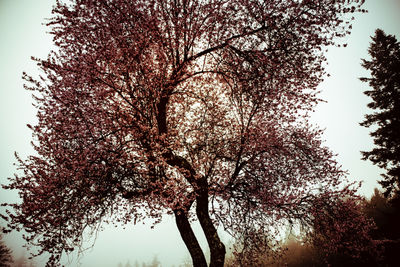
left=364, top=189, right=400, bottom=240
left=226, top=195, right=379, bottom=267
left=0, top=234, right=13, bottom=267
left=147, top=256, right=160, bottom=267
left=360, top=29, right=400, bottom=198
left=307, top=197, right=379, bottom=266
left=364, top=189, right=400, bottom=266
left=2, top=0, right=365, bottom=266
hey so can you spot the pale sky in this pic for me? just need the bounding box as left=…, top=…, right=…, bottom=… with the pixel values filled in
left=0, top=0, right=399, bottom=266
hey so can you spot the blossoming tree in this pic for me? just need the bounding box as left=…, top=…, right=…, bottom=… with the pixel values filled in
left=2, top=0, right=367, bottom=266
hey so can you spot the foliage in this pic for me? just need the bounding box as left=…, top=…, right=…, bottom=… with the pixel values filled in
left=358, top=28, right=400, bottom=266
left=226, top=196, right=380, bottom=267
left=225, top=239, right=321, bottom=267
left=308, top=197, right=380, bottom=266
left=364, top=189, right=400, bottom=266
left=0, top=234, right=13, bottom=267
left=364, top=189, right=400, bottom=240
left=226, top=193, right=400, bottom=266
left=2, top=0, right=365, bottom=266
left=360, top=29, right=400, bottom=198
left=275, top=240, right=321, bottom=267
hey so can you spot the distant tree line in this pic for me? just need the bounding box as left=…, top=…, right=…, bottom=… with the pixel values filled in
left=116, top=255, right=193, bottom=267
left=0, top=234, right=12, bottom=267
left=0, top=234, right=36, bottom=267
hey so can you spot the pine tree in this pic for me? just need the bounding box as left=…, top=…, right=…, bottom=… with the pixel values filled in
left=0, top=234, right=13, bottom=267
left=364, top=189, right=400, bottom=265
left=360, top=29, right=400, bottom=198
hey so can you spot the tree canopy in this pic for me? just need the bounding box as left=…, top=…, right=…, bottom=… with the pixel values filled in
left=2, top=0, right=366, bottom=266
left=360, top=29, right=400, bottom=198
left=364, top=188, right=400, bottom=266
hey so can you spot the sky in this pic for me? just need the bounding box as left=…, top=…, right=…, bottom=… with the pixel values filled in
left=0, top=0, right=399, bottom=266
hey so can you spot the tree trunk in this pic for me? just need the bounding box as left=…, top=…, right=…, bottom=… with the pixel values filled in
left=196, top=184, right=226, bottom=267
left=174, top=209, right=208, bottom=267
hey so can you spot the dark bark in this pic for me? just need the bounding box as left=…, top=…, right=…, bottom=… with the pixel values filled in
left=157, top=85, right=225, bottom=266
left=174, top=209, right=208, bottom=267
left=156, top=95, right=169, bottom=135
left=196, top=182, right=226, bottom=267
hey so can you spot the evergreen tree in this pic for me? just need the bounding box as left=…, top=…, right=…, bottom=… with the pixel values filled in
left=364, top=189, right=400, bottom=266
left=0, top=234, right=13, bottom=267
left=364, top=189, right=400, bottom=240
left=360, top=29, right=400, bottom=198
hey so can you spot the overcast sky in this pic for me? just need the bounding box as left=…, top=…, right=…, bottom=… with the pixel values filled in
left=1, top=0, right=400, bottom=266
